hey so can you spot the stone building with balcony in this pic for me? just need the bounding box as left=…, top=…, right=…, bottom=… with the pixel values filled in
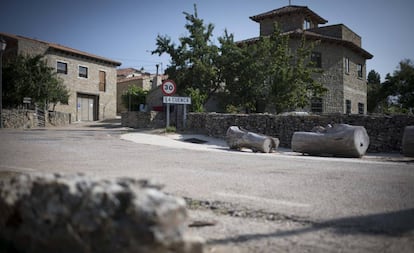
left=245, top=5, right=373, bottom=114
left=0, top=32, right=121, bottom=121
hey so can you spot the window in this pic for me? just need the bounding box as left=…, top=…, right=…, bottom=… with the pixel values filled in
left=358, top=103, right=364, bottom=114
left=99, top=71, right=106, bottom=92
left=345, top=57, right=350, bottom=74
left=57, top=61, right=67, bottom=74
left=79, top=66, right=88, bottom=78
left=311, top=97, right=323, bottom=113
left=303, top=19, right=311, bottom=30
left=346, top=99, right=351, bottom=114
left=311, top=52, right=322, bottom=68
left=357, top=64, right=363, bottom=78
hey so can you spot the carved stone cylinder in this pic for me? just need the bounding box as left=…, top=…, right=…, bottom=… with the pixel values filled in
left=402, top=126, right=414, bottom=157
left=291, top=124, right=370, bottom=158
left=226, top=126, right=279, bottom=153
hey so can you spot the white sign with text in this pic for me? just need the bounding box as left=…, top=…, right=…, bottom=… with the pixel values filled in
left=163, top=96, right=192, bottom=105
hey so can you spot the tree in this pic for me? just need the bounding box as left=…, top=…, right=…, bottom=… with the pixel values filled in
left=3, top=54, right=69, bottom=110
left=367, top=69, right=381, bottom=84
left=152, top=4, right=220, bottom=108
left=382, top=59, right=414, bottom=112
left=367, top=69, right=384, bottom=113
left=121, top=85, right=148, bottom=111
left=185, top=87, right=207, bottom=112
left=218, top=30, right=262, bottom=112
left=153, top=6, right=326, bottom=114
left=218, top=25, right=326, bottom=113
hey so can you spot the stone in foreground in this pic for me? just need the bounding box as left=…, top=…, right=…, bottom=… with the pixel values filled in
left=0, top=173, right=203, bottom=253
left=291, top=124, right=370, bottom=158
left=226, top=126, right=280, bottom=153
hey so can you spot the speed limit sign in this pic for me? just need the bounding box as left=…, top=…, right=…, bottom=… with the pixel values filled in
left=161, top=80, right=177, bottom=96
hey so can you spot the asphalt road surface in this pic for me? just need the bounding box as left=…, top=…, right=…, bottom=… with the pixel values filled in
left=1, top=121, right=413, bottom=252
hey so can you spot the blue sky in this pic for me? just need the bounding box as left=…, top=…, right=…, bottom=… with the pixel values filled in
left=1, top=0, right=413, bottom=81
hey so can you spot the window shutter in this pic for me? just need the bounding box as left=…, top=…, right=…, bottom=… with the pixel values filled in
left=99, top=71, right=106, bottom=92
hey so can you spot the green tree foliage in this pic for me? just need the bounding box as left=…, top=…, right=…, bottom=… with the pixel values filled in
left=185, top=87, right=207, bottom=112
left=152, top=4, right=220, bottom=104
left=219, top=25, right=326, bottom=113
left=153, top=5, right=326, bottom=113
left=367, top=69, right=384, bottom=113
left=382, top=59, right=414, bottom=112
left=367, top=69, right=381, bottom=84
left=3, top=54, right=69, bottom=110
left=121, top=85, right=148, bottom=111
left=368, top=60, right=414, bottom=114
left=218, top=31, right=260, bottom=112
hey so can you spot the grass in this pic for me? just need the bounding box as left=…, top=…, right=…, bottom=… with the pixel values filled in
left=165, top=126, right=176, bottom=133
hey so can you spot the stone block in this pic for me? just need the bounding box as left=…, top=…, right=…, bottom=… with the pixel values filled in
left=0, top=173, right=203, bottom=253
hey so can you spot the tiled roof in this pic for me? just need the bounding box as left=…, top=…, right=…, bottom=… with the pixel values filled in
left=117, top=74, right=168, bottom=84
left=117, top=68, right=141, bottom=76
left=237, top=29, right=373, bottom=59
left=250, top=5, right=327, bottom=24
left=0, top=32, right=121, bottom=66
left=117, top=75, right=147, bottom=83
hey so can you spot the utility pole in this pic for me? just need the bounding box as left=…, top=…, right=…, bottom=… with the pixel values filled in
left=153, top=64, right=159, bottom=90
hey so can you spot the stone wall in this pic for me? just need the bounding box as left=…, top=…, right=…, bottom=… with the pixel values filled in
left=47, top=111, right=72, bottom=127
left=186, top=113, right=414, bottom=153
left=1, top=109, right=36, bottom=128
left=1, top=109, right=71, bottom=128
left=121, top=111, right=165, bottom=129
left=121, top=108, right=191, bottom=129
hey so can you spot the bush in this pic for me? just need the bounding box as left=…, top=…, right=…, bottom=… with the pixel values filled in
left=121, top=86, right=148, bottom=111
left=165, top=126, right=176, bottom=133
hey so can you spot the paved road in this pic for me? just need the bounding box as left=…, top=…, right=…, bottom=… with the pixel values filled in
left=1, top=122, right=413, bottom=252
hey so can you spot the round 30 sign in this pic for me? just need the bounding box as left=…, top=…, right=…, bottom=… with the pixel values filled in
left=161, top=80, right=177, bottom=96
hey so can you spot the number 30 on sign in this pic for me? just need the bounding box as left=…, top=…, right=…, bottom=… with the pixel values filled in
left=161, top=80, right=177, bottom=96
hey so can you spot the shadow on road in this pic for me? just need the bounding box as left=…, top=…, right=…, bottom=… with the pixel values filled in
left=85, top=118, right=125, bottom=129
left=208, top=208, right=414, bottom=245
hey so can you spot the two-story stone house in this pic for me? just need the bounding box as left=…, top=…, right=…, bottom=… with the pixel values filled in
left=245, top=5, right=373, bottom=114
left=1, top=32, right=121, bottom=121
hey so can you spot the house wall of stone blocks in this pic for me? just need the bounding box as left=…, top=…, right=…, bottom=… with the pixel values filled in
left=288, top=38, right=367, bottom=114
left=248, top=6, right=372, bottom=115
left=46, top=51, right=118, bottom=120
left=312, top=42, right=345, bottom=113
left=17, top=38, right=49, bottom=56
left=1, top=33, right=120, bottom=122
left=310, top=25, right=362, bottom=47
left=259, top=13, right=319, bottom=36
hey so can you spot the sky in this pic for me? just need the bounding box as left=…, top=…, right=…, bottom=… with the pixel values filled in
left=1, top=0, right=413, bottom=80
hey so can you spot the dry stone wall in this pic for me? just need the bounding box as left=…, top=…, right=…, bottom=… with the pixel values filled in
left=121, top=111, right=165, bottom=129
left=1, top=109, right=36, bottom=128
left=186, top=113, right=414, bottom=153
left=1, top=109, right=71, bottom=128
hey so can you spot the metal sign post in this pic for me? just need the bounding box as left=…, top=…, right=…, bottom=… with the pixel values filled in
left=163, top=96, right=191, bottom=128
left=166, top=104, right=170, bottom=127
left=161, top=80, right=177, bottom=128
left=23, top=97, right=31, bottom=110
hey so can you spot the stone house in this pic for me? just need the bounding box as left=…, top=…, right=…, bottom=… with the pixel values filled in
left=0, top=32, right=121, bottom=121
left=244, top=5, right=373, bottom=114
left=116, top=67, right=165, bottom=114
